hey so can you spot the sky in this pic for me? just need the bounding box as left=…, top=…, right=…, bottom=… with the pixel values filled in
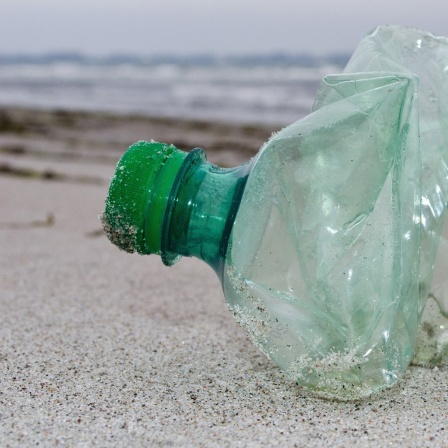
left=1, top=0, right=447, bottom=56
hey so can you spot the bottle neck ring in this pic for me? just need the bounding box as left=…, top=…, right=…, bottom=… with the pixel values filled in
left=159, top=148, right=252, bottom=277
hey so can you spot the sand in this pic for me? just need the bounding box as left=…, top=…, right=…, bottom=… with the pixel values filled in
left=0, top=107, right=447, bottom=447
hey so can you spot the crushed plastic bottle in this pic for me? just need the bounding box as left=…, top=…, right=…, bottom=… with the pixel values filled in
left=102, top=25, right=448, bottom=399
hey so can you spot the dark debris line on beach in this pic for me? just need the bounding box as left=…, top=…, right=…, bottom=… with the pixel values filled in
left=0, top=105, right=275, bottom=193
left=0, top=162, right=105, bottom=185
left=0, top=107, right=271, bottom=151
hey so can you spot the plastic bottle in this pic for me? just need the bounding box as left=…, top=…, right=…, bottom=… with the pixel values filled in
left=102, top=25, right=448, bottom=399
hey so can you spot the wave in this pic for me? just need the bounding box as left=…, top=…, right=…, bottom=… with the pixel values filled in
left=0, top=53, right=349, bottom=125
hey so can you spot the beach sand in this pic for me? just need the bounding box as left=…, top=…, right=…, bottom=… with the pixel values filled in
left=0, top=107, right=447, bottom=447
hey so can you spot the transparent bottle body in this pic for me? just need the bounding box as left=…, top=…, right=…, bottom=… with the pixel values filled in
left=340, top=26, right=448, bottom=330
left=221, top=26, right=448, bottom=399
left=332, top=26, right=448, bottom=369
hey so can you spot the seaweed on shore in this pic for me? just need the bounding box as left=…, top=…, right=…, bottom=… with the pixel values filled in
left=0, top=110, right=26, bottom=133
left=0, top=212, right=54, bottom=229
left=0, top=162, right=104, bottom=185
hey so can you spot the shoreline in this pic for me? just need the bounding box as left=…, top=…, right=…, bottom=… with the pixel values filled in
left=0, top=106, right=277, bottom=189
left=0, top=106, right=276, bottom=163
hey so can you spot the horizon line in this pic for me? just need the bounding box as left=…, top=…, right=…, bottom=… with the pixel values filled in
left=0, top=51, right=351, bottom=66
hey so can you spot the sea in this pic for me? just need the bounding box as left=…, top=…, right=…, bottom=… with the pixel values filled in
left=0, top=53, right=349, bottom=126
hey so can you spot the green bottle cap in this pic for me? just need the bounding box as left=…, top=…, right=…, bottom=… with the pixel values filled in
left=101, top=141, right=187, bottom=256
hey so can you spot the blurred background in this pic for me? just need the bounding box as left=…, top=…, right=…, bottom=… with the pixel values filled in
left=1, top=4, right=448, bottom=445
left=0, top=0, right=446, bottom=126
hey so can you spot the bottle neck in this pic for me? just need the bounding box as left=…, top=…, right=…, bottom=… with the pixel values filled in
left=159, top=149, right=252, bottom=277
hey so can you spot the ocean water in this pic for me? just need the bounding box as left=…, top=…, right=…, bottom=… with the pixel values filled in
left=0, top=55, right=348, bottom=126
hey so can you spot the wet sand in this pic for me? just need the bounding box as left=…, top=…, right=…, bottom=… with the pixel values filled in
left=0, top=107, right=447, bottom=447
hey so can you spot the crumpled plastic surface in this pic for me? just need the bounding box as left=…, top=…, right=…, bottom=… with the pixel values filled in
left=321, top=26, right=448, bottom=368
left=225, top=26, right=448, bottom=399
